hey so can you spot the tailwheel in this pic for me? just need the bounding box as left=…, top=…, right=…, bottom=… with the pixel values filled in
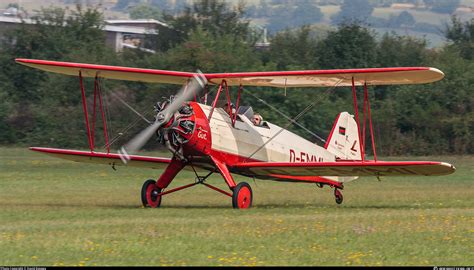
left=141, top=179, right=162, bottom=208
left=232, top=182, right=253, bottom=209
left=334, top=188, right=343, bottom=205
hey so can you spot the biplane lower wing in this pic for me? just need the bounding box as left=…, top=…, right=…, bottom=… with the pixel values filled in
left=232, top=161, right=455, bottom=178
left=30, top=147, right=172, bottom=169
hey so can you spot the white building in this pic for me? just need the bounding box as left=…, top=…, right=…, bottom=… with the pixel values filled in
left=0, top=16, right=169, bottom=53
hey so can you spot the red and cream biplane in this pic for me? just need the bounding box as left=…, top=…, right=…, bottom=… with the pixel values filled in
left=16, top=58, right=455, bottom=209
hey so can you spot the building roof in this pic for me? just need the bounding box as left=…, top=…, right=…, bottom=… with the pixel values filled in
left=104, top=25, right=157, bottom=35
left=0, top=15, right=33, bottom=24
left=0, top=16, right=158, bottom=35
left=105, top=19, right=169, bottom=28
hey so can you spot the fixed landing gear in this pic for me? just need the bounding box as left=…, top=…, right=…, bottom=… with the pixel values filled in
left=139, top=170, right=251, bottom=209
left=141, top=179, right=162, bottom=208
left=139, top=155, right=255, bottom=209
left=232, top=182, right=253, bottom=209
left=334, top=188, right=343, bottom=205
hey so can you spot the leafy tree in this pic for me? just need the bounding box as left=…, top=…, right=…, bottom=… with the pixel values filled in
left=266, top=26, right=319, bottom=70
left=444, top=16, right=474, bottom=60
left=267, top=1, right=323, bottom=33
left=0, top=5, right=118, bottom=146
left=6, top=3, right=18, bottom=8
left=160, top=0, right=252, bottom=50
left=331, top=0, right=374, bottom=25
left=376, top=33, right=429, bottom=67
left=150, top=0, right=171, bottom=11
left=129, top=3, right=162, bottom=20
left=0, top=4, right=472, bottom=155
left=0, top=6, right=105, bottom=101
left=315, top=23, right=377, bottom=69
left=160, top=27, right=262, bottom=73
left=381, top=49, right=474, bottom=155
left=431, top=49, right=474, bottom=154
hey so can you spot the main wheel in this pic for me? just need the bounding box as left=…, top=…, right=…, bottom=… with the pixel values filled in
left=334, top=189, right=343, bottom=205
left=232, top=182, right=253, bottom=209
left=141, top=179, right=162, bottom=208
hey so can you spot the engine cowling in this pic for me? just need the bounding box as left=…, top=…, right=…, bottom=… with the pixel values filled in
left=155, top=100, right=211, bottom=160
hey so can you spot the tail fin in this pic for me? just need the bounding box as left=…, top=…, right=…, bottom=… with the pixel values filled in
left=325, top=112, right=362, bottom=160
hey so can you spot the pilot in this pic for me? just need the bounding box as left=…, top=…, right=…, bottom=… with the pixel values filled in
left=252, top=113, right=263, bottom=126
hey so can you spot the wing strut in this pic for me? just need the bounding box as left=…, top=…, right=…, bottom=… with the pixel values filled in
left=363, top=82, right=377, bottom=161
left=79, top=71, right=93, bottom=152
left=207, top=80, right=226, bottom=121
left=207, top=80, right=243, bottom=127
left=351, top=77, right=364, bottom=160
left=351, top=77, right=377, bottom=161
left=78, top=71, right=111, bottom=153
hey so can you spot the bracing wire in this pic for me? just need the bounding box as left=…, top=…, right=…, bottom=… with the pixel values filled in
left=246, top=80, right=344, bottom=160
left=100, top=84, right=157, bottom=149
left=105, top=108, right=156, bottom=148
left=243, top=88, right=327, bottom=144
left=110, top=92, right=152, bottom=124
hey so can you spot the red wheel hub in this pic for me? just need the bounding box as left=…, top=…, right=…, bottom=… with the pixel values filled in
left=236, top=186, right=251, bottom=209
left=146, top=183, right=161, bottom=208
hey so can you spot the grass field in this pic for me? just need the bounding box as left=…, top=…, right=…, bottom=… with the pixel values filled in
left=0, top=147, right=473, bottom=266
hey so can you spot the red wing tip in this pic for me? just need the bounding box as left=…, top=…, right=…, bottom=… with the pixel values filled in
left=29, top=146, right=66, bottom=153
left=30, top=146, right=49, bottom=150
left=15, top=58, right=39, bottom=65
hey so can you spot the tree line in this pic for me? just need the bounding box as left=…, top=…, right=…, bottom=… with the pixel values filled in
left=0, top=1, right=472, bottom=156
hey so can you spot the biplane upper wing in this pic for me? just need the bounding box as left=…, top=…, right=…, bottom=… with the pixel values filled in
left=16, top=59, right=194, bottom=85
left=30, top=147, right=172, bottom=170
left=205, top=67, right=444, bottom=87
left=231, top=161, right=455, bottom=179
left=16, top=58, right=444, bottom=87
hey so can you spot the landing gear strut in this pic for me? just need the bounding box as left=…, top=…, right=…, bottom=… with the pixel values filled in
left=334, top=188, right=343, bottom=205
left=139, top=157, right=254, bottom=209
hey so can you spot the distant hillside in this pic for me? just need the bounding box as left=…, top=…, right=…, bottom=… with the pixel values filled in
left=1, top=0, right=473, bottom=47
left=246, top=1, right=473, bottom=47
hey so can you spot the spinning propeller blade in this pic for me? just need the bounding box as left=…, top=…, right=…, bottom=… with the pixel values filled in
left=118, top=71, right=207, bottom=164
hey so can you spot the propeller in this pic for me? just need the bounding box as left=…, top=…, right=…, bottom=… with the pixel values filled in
left=118, top=71, right=207, bottom=164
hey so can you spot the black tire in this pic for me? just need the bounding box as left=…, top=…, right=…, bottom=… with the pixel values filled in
left=141, top=179, right=162, bottom=208
left=334, top=189, right=343, bottom=205
left=232, top=182, right=253, bottom=209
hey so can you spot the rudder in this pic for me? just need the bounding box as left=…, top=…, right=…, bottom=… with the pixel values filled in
left=325, top=112, right=362, bottom=160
